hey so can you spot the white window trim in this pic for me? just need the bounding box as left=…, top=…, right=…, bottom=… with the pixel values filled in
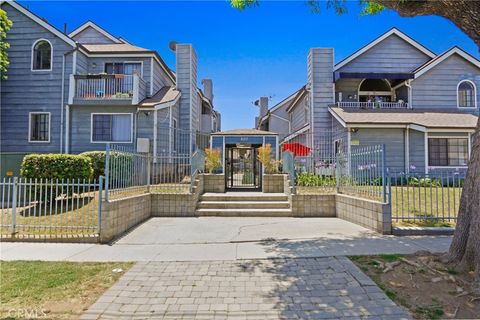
left=31, top=39, right=53, bottom=72
left=427, top=135, right=470, bottom=168
left=90, top=113, right=133, bottom=144
left=28, top=112, right=51, bottom=143
left=456, top=79, right=477, bottom=109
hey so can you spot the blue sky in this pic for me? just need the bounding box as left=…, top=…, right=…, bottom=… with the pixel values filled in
left=23, top=1, right=479, bottom=129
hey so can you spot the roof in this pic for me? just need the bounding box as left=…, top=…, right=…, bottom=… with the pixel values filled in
left=139, top=86, right=180, bottom=108
left=413, top=46, right=480, bottom=79
left=80, top=43, right=153, bottom=53
left=212, top=129, right=278, bottom=136
left=68, top=21, right=123, bottom=44
left=334, top=27, right=436, bottom=72
left=329, top=107, right=478, bottom=129
left=286, top=86, right=308, bottom=113
left=1, top=0, right=76, bottom=47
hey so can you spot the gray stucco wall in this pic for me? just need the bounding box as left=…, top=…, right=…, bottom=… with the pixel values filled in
left=0, top=2, right=74, bottom=154
left=411, top=54, right=480, bottom=114
left=71, top=26, right=116, bottom=44
left=337, top=34, right=431, bottom=73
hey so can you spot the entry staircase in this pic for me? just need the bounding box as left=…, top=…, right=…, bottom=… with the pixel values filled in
left=195, top=192, right=292, bottom=217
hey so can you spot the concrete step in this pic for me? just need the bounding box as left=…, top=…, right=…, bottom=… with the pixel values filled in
left=200, top=194, right=288, bottom=202
left=195, top=208, right=292, bottom=217
left=197, top=201, right=290, bottom=209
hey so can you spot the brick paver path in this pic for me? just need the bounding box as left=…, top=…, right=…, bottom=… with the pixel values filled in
left=82, top=257, right=410, bottom=319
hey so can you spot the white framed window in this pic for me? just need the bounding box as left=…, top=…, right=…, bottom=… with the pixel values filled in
left=29, top=112, right=51, bottom=143
left=31, top=39, right=52, bottom=71
left=428, top=137, right=469, bottom=167
left=457, top=80, right=477, bottom=108
left=91, top=113, right=133, bottom=143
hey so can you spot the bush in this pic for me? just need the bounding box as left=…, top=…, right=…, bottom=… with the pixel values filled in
left=21, top=154, right=93, bottom=180
left=257, top=144, right=281, bottom=174
left=80, top=151, right=106, bottom=180
left=296, top=172, right=336, bottom=187
left=204, top=148, right=222, bottom=173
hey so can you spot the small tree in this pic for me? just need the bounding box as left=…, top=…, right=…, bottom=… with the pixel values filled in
left=0, top=8, right=12, bottom=80
left=257, top=144, right=281, bottom=174
left=205, top=148, right=222, bottom=173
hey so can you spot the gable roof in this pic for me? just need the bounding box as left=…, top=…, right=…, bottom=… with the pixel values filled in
left=334, top=28, right=436, bottom=71
left=139, top=86, right=180, bottom=108
left=286, top=86, right=308, bottom=113
left=69, top=21, right=122, bottom=44
left=80, top=43, right=152, bottom=53
left=413, top=46, right=480, bottom=78
left=1, top=0, right=76, bottom=47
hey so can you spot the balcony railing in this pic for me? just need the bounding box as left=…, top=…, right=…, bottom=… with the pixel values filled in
left=333, top=101, right=409, bottom=109
left=69, top=74, right=147, bottom=105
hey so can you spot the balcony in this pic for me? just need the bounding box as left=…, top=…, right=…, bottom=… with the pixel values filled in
left=333, top=101, right=409, bottom=109
left=69, top=74, right=147, bottom=105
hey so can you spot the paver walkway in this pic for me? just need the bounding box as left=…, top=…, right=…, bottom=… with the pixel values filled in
left=82, top=257, right=410, bottom=320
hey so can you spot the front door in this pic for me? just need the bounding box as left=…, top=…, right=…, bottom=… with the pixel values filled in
left=225, top=147, right=261, bottom=190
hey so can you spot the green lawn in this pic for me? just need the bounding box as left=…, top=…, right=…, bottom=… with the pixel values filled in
left=0, top=261, right=133, bottom=319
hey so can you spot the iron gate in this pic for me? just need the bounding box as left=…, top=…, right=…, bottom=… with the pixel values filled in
left=225, top=147, right=261, bottom=190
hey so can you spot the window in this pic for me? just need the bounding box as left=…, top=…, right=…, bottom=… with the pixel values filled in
left=428, top=138, right=468, bottom=167
left=457, top=80, right=476, bottom=108
left=91, top=114, right=132, bottom=143
left=29, top=112, right=50, bottom=142
left=32, top=40, right=52, bottom=70
left=104, top=62, right=141, bottom=75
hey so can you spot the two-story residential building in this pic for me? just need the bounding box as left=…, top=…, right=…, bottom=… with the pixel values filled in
left=256, top=28, right=479, bottom=174
left=0, top=0, right=220, bottom=175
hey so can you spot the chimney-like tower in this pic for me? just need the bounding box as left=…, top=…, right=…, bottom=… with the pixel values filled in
left=307, top=48, right=334, bottom=138
left=201, top=79, right=213, bottom=103
left=176, top=43, right=199, bottom=154
left=258, top=96, right=269, bottom=118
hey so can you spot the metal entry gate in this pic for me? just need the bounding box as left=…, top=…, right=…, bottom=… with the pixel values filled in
left=225, top=147, right=261, bottom=190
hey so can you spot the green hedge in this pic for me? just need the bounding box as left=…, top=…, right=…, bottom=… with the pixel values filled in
left=21, top=154, right=93, bottom=180
left=80, top=151, right=106, bottom=180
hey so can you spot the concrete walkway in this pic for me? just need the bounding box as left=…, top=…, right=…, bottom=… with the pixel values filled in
left=0, top=218, right=452, bottom=262
left=81, top=257, right=410, bottom=320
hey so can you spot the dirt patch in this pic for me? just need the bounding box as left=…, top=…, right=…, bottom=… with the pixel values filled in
left=350, top=252, right=480, bottom=319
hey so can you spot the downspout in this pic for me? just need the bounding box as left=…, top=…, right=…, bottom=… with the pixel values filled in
left=62, top=47, right=78, bottom=154
left=153, top=109, right=158, bottom=159
left=405, top=80, right=412, bottom=109
left=405, top=125, right=410, bottom=173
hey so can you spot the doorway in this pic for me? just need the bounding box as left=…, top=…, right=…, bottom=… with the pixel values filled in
left=225, top=146, right=261, bottom=190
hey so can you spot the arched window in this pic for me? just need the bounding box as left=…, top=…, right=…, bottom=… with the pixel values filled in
left=32, top=39, right=52, bottom=71
left=358, top=79, right=392, bottom=102
left=457, top=80, right=476, bottom=108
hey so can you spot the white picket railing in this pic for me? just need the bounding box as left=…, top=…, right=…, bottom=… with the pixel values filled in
left=335, top=101, right=409, bottom=109
left=73, top=74, right=147, bottom=104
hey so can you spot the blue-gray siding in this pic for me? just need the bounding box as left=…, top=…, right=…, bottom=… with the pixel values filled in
left=71, top=26, right=116, bottom=44
left=411, top=54, right=480, bottom=114
left=0, top=2, right=74, bottom=154
left=337, top=34, right=431, bottom=73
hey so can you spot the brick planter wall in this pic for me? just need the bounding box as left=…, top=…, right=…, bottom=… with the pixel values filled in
left=203, top=174, right=225, bottom=193
left=336, top=194, right=392, bottom=234
left=99, top=193, right=151, bottom=243
left=292, top=194, right=336, bottom=217
left=262, top=174, right=287, bottom=193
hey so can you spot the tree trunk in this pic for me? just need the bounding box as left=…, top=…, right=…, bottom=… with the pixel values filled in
left=372, top=0, right=480, bottom=288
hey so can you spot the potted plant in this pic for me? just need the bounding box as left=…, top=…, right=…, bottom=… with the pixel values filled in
left=203, top=148, right=224, bottom=192
left=257, top=144, right=285, bottom=193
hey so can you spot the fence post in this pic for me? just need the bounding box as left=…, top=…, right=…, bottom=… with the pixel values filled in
left=382, top=144, right=387, bottom=203
left=11, top=177, right=17, bottom=235
left=105, top=143, right=110, bottom=201
left=147, top=152, right=151, bottom=193
left=97, top=176, right=103, bottom=234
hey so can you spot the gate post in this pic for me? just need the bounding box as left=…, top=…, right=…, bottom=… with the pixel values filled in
left=11, top=177, right=17, bottom=235
left=381, top=144, right=388, bottom=203
left=97, top=176, right=103, bottom=235
left=105, top=143, right=110, bottom=201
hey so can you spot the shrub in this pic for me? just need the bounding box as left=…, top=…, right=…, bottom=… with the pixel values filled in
left=80, top=151, right=106, bottom=180
left=296, top=172, right=336, bottom=187
left=257, top=144, right=281, bottom=174
left=21, top=154, right=93, bottom=180
left=205, top=148, right=222, bottom=173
